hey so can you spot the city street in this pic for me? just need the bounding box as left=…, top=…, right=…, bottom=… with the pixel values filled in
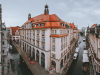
left=7, top=44, right=33, bottom=75
left=66, top=36, right=86, bottom=75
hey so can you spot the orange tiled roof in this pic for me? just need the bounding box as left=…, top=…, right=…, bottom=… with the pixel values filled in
left=22, top=14, right=68, bottom=28
left=11, top=27, right=21, bottom=35
left=68, top=23, right=77, bottom=29
left=91, top=24, right=96, bottom=28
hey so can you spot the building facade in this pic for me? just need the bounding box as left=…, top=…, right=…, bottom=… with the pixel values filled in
left=20, top=4, right=78, bottom=74
left=87, top=24, right=100, bottom=75
left=9, top=26, right=21, bottom=43
left=0, top=4, right=8, bottom=75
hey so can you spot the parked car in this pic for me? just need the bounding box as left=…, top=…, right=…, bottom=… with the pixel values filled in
left=73, top=53, right=78, bottom=60
left=75, top=47, right=79, bottom=54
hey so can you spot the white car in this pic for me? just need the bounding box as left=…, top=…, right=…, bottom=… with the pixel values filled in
left=75, top=47, right=79, bottom=54
left=73, top=53, right=78, bottom=60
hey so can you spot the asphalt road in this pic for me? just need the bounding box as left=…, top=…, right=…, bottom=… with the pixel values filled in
left=66, top=36, right=86, bottom=75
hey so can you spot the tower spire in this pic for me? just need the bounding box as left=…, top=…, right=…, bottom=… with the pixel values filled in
left=44, top=3, right=49, bottom=15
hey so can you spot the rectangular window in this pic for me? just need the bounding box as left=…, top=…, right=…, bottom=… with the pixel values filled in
left=66, top=49, right=67, bottom=53
left=2, top=33, right=4, bottom=36
left=55, top=30, right=56, bottom=34
left=37, top=36, right=39, bottom=41
left=2, top=50, right=4, bottom=53
left=42, top=30, right=45, bottom=34
left=37, top=42, right=39, bottom=47
left=38, top=24, right=40, bottom=27
left=34, top=30, right=35, bottom=33
left=52, top=45, right=55, bottom=51
left=2, top=41, right=4, bottom=45
left=42, top=44, right=45, bottom=49
left=42, top=23, right=45, bottom=26
left=61, top=38, right=62, bottom=43
left=52, top=53, right=55, bottom=58
left=37, top=30, right=39, bottom=34
left=35, top=24, right=37, bottom=27
left=67, top=30, right=69, bottom=33
left=52, top=30, right=54, bottom=34
left=52, top=38, right=55, bottom=43
left=66, top=42, right=67, bottom=47
left=2, top=59, right=5, bottom=63
left=33, top=35, right=35, bottom=40
left=61, top=45, right=62, bottom=50
left=42, top=37, right=45, bottom=42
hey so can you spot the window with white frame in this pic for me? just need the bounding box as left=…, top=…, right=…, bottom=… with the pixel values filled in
left=42, top=23, right=45, bottom=26
left=61, top=45, right=62, bottom=50
left=52, top=45, right=55, bottom=51
left=34, top=30, right=35, bottom=33
left=42, top=30, right=45, bottom=34
left=33, top=35, right=35, bottom=40
left=55, top=30, right=56, bottom=34
left=61, top=38, right=62, bottom=43
left=52, top=38, right=55, bottom=43
left=60, top=30, right=62, bottom=34
left=52, top=53, right=55, bottom=58
left=37, top=42, right=39, bottom=47
left=30, top=40, right=31, bottom=44
left=61, top=24, right=63, bottom=27
left=35, top=24, right=37, bottom=27
left=2, top=41, right=4, bottom=45
left=42, top=44, right=45, bottom=49
left=37, top=36, right=39, bottom=41
left=66, top=42, right=67, bottom=47
left=64, top=24, right=65, bottom=27
left=38, top=24, right=40, bottom=27
left=52, top=30, right=54, bottom=34
left=42, top=37, right=45, bottom=42
left=37, top=30, right=39, bottom=34
left=67, top=30, right=69, bottom=33
left=30, top=34, right=31, bottom=38
left=33, top=41, right=35, bottom=45
left=2, top=50, right=4, bottom=53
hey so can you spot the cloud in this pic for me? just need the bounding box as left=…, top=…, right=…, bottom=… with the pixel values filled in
left=56, top=2, right=67, bottom=10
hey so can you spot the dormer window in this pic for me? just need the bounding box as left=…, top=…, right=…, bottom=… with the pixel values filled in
left=41, top=19, right=43, bottom=20
left=42, top=23, right=45, bottom=26
left=37, top=20, right=38, bottom=21
left=38, top=24, right=40, bottom=27
left=35, top=24, right=37, bottom=27
left=64, top=24, right=65, bottom=27
left=61, top=24, right=63, bottom=27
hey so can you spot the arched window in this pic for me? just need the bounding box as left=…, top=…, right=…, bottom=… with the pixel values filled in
left=60, top=59, right=63, bottom=69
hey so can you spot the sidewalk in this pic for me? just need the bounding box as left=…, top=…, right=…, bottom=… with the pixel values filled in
left=13, top=42, right=59, bottom=75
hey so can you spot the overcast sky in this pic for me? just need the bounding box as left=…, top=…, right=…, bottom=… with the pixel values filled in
left=1, top=0, right=100, bottom=29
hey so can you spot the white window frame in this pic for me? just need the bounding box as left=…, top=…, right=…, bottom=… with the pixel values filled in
left=52, top=38, right=55, bottom=43
left=35, top=24, right=37, bottom=27
left=38, top=24, right=40, bottom=27
left=42, top=44, right=45, bottom=50
left=52, top=30, right=54, bottom=34
left=37, top=30, right=39, bottom=34
left=52, top=45, right=55, bottom=51
left=42, top=30, right=45, bottom=34
left=42, top=23, right=45, bottom=26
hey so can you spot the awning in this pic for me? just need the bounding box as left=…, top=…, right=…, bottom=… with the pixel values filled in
left=82, top=54, right=89, bottom=62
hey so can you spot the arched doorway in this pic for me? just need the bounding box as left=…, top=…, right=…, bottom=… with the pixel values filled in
left=25, top=43, right=26, bottom=52
left=33, top=48, right=35, bottom=60
left=41, top=52, right=45, bottom=68
left=36, top=50, right=39, bottom=62
left=60, top=59, right=63, bottom=69
left=64, top=56, right=66, bottom=64
left=29, top=46, right=31, bottom=56
left=51, top=60, right=56, bottom=71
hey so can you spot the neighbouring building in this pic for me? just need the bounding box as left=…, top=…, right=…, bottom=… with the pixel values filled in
left=0, top=4, right=8, bottom=75
left=87, top=24, right=100, bottom=75
left=20, top=4, right=78, bottom=74
left=9, top=26, right=21, bottom=43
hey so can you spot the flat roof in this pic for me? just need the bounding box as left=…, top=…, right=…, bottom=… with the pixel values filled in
left=83, top=50, right=88, bottom=54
